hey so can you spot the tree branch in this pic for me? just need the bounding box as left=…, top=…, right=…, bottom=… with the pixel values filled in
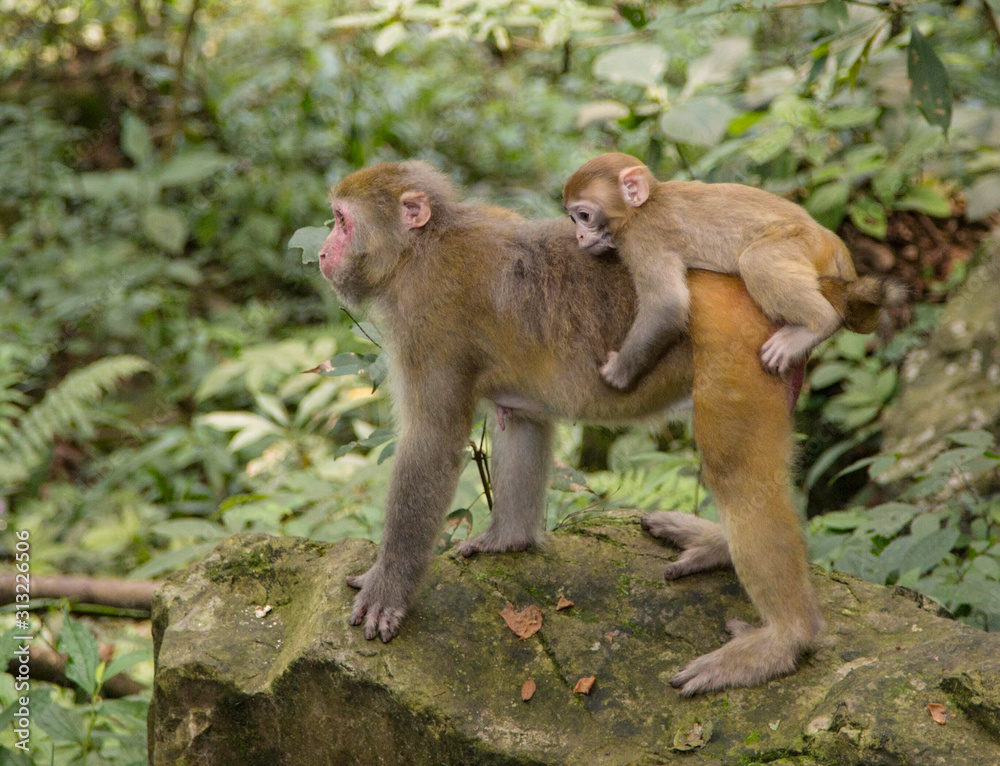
left=0, top=575, right=161, bottom=610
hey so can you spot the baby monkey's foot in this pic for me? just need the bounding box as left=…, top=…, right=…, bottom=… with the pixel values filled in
left=760, top=325, right=819, bottom=376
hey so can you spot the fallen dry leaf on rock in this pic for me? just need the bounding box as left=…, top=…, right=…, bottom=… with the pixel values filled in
left=499, top=603, right=543, bottom=640
left=556, top=596, right=574, bottom=611
left=521, top=679, right=536, bottom=701
left=927, top=702, right=949, bottom=725
left=573, top=676, right=595, bottom=694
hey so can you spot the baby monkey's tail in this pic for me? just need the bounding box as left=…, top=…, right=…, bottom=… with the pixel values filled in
left=819, top=275, right=908, bottom=340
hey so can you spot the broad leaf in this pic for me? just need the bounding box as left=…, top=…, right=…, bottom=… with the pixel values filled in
left=895, top=186, right=951, bottom=218
left=121, top=112, right=154, bottom=166
left=58, top=616, right=100, bottom=697
left=288, top=226, right=330, bottom=264
left=659, top=97, right=736, bottom=147
left=142, top=205, right=189, bottom=254
left=593, top=44, right=667, bottom=88
left=908, top=28, right=952, bottom=135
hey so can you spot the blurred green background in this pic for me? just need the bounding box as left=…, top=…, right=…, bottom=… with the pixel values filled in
left=2, top=1, right=1000, bottom=761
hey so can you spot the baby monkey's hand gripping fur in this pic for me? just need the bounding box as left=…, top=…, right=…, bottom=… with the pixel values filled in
left=564, top=153, right=903, bottom=388
left=317, top=161, right=891, bottom=696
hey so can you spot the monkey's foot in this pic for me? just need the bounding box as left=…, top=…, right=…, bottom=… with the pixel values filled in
left=670, top=623, right=804, bottom=696
left=640, top=511, right=731, bottom=579
left=346, top=566, right=408, bottom=642
left=456, top=528, right=540, bottom=558
left=759, top=325, right=819, bottom=376
left=600, top=351, right=633, bottom=391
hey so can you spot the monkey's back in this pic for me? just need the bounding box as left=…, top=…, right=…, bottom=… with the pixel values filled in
left=646, top=180, right=856, bottom=281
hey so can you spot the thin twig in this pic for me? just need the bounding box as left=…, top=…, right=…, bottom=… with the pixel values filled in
left=165, top=0, right=203, bottom=157
left=983, top=0, right=1000, bottom=54
left=470, top=439, right=494, bottom=511
left=341, top=307, right=382, bottom=348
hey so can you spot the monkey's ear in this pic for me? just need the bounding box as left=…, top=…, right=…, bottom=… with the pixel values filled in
left=400, top=191, right=432, bottom=229
left=618, top=167, right=650, bottom=207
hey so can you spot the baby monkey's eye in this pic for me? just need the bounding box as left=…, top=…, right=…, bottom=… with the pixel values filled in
left=577, top=210, right=591, bottom=224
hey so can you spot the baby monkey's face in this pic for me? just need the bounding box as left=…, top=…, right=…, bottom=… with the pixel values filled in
left=565, top=200, right=616, bottom=254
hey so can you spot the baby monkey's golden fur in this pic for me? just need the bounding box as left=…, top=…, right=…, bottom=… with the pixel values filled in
left=564, top=153, right=900, bottom=388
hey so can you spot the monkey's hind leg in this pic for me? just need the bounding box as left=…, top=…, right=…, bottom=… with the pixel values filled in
left=640, top=512, right=731, bottom=579
left=457, top=413, right=555, bottom=557
left=675, top=274, right=823, bottom=696
left=739, top=237, right=842, bottom=375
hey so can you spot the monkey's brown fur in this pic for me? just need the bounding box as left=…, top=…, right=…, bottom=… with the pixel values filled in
left=563, top=153, right=896, bottom=387
left=320, top=161, right=823, bottom=696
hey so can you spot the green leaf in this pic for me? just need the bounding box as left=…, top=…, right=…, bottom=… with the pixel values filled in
left=907, top=27, right=952, bottom=135
left=898, top=526, right=960, bottom=575
left=58, top=615, right=100, bottom=697
left=373, top=22, right=407, bottom=56
left=593, top=44, right=667, bottom=87
left=805, top=180, right=849, bottom=229
left=809, top=361, right=853, bottom=389
left=848, top=198, right=887, bottom=239
left=121, top=112, right=154, bottom=166
left=867, top=454, right=898, bottom=478
left=659, top=97, right=736, bottom=147
left=745, top=124, right=794, bottom=164
left=819, top=509, right=865, bottom=531
left=319, top=352, right=379, bottom=377
left=33, top=689, right=83, bottom=743
left=156, top=152, right=232, bottom=187
left=948, top=430, right=996, bottom=449
left=142, top=205, right=189, bottom=254
left=103, top=647, right=154, bottom=683
left=823, top=106, right=881, bottom=130
left=848, top=23, right=883, bottom=89
left=872, top=167, right=904, bottom=205
left=288, top=226, right=330, bottom=265
left=895, top=186, right=951, bottom=218
left=618, top=3, right=648, bottom=28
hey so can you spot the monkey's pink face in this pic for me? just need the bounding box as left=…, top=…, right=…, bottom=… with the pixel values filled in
left=319, top=203, right=355, bottom=282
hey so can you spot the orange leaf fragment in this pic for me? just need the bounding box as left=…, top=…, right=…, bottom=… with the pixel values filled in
left=499, top=602, right=543, bottom=640
left=556, top=596, right=574, bottom=611
left=927, top=702, right=949, bottom=725
left=573, top=675, right=596, bottom=695
left=521, top=679, right=536, bottom=701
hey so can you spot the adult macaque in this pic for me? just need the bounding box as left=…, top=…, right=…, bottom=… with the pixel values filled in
left=317, top=161, right=889, bottom=696
left=563, top=153, right=902, bottom=386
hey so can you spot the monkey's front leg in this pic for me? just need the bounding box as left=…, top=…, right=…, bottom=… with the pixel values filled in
left=458, top=413, right=555, bottom=557
left=347, top=404, right=473, bottom=642
left=602, top=256, right=690, bottom=391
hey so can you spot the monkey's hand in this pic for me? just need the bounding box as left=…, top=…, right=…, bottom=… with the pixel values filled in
left=599, top=351, right=634, bottom=391
left=346, top=565, right=408, bottom=642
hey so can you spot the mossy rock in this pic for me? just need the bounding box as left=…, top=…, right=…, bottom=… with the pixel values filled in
left=881, top=231, right=1000, bottom=489
left=150, top=515, right=1000, bottom=765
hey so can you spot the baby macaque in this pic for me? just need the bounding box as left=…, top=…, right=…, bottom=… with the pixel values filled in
left=564, top=153, right=892, bottom=387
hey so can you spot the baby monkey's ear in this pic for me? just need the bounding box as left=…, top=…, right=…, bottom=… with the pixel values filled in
left=618, top=166, right=650, bottom=207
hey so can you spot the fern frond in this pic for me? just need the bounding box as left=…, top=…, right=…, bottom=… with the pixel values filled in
left=0, top=355, right=153, bottom=485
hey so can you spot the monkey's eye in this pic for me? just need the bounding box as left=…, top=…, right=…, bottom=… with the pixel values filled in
left=577, top=210, right=591, bottom=224
left=334, top=209, right=345, bottom=227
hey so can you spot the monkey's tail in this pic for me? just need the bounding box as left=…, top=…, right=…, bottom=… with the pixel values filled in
left=819, top=275, right=908, bottom=340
